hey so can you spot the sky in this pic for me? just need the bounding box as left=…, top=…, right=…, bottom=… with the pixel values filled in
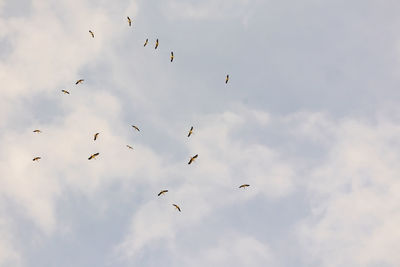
left=0, top=0, right=400, bottom=266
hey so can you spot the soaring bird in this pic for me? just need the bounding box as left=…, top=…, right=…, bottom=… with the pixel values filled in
left=188, top=154, right=198, bottom=165
left=144, top=38, right=148, bottom=47
left=61, top=89, right=70, bottom=94
left=126, top=145, right=133, bottom=149
left=94, top=132, right=99, bottom=141
left=239, top=184, right=250, bottom=189
left=225, top=74, right=229, bottom=84
left=88, top=152, right=99, bottom=160
left=187, top=126, right=193, bottom=137
left=172, top=204, right=181, bottom=212
left=127, top=16, right=131, bottom=26
left=76, top=79, right=84, bottom=85
left=158, top=190, right=168, bottom=196
left=33, top=129, right=41, bottom=133
left=170, top=51, right=174, bottom=62
left=131, top=125, right=140, bottom=132
left=32, top=157, right=41, bottom=161
left=155, top=39, right=159, bottom=49
left=89, top=30, right=94, bottom=38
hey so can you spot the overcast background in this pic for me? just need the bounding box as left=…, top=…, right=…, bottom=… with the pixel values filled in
left=1, top=0, right=400, bottom=266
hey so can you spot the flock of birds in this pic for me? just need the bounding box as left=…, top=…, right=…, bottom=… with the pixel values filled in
left=31, top=16, right=247, bottom=213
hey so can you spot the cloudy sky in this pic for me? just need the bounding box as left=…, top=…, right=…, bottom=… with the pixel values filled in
left=1, top=0, right=400, bottom=266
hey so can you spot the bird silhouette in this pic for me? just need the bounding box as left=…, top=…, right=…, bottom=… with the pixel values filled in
left=88, top=152, right=99, bottom=160
left=158, top=190, right=168, bottom=196
left=188, top=154, right=198, bottom=164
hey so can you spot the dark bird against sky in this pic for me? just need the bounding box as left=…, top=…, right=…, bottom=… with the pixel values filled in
left=158, top=190, right=168, bottom=196
left=188, top=154, right=198, bottom=165
left=172, top=204, right=181, bottom=212
left=88, top=153, right=99, bottom=160
left=131, top=125, right=140, bottom=132
left=187, top=126, right=193, bottom=137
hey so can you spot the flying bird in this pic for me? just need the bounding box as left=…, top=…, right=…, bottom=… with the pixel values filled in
left=75, top=79, right=84, bottom=85
left=187, top=126, right=193, bottom=137
left=188, top=154, right=198, bottom=165
left=89, top=30, right=94, bottom=38
left=225, top=74, right=229, bottom=84
left=144, top=38, right=148, bottom=47
left=239, top=184, right=250, bottom=189
left=131, top=125, right=140, bottom=132
left=88, top=152, right=99, bottom=160
left=158, top=190, right=168, bottom=196
left=127, top=16, right=131, bottom=26
left=126, top=145, right=133, bottom=149
left=172, top=204, right=181, bottom=212
left=170, top=51, right=174, bottom=62
left=61, top=89, right=70, bottom=94
left=155, top=39, right=159, bottom=49
left=94, top=132, right=99, bottom=141
left=33, top=129, right=41, bottom=133
left=32, top=157, right=41, bottom=161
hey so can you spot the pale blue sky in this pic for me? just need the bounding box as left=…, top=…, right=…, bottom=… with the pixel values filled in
left=0, top=0, right=400, bottom=266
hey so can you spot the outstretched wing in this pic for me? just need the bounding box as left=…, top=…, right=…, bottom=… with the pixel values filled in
left=144, top=39, right=148, bottom=46
left=158, top=190, right=168, bottom=196
left=94, top=133, right=99, bottom=140
left=132, top=125, right=140, bottom=132
left=173, top=204, right=181, bottom=212
left=188, top=126, right=193, bottom=137
left=89, top=30, right=94, bottom=38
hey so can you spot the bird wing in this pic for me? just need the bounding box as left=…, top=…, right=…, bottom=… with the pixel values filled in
left=127, top=145, right=133, bottom=149
left=132, top=125, right=140, bottom=131
left=226, top=75, right=229, bottom=83
left=144, top=39, right=148, bottom=46
left=89, top=30, right=94, bottom=38
left=127, top=17, right=131, bottom=26
left=94, top=133, right=99, bottom=140
left=155, top=39, right=158, bottom=49
left=158, top=190, right=167, bottom=196
left=173, top=204, right=181, bottom=211
left=188, top=158, right=193, bottom=164
left=193, top=154, right=198, bottom=159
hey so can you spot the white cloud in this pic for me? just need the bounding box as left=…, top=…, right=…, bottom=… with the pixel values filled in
left=297, top=115, right=400, bottom=267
